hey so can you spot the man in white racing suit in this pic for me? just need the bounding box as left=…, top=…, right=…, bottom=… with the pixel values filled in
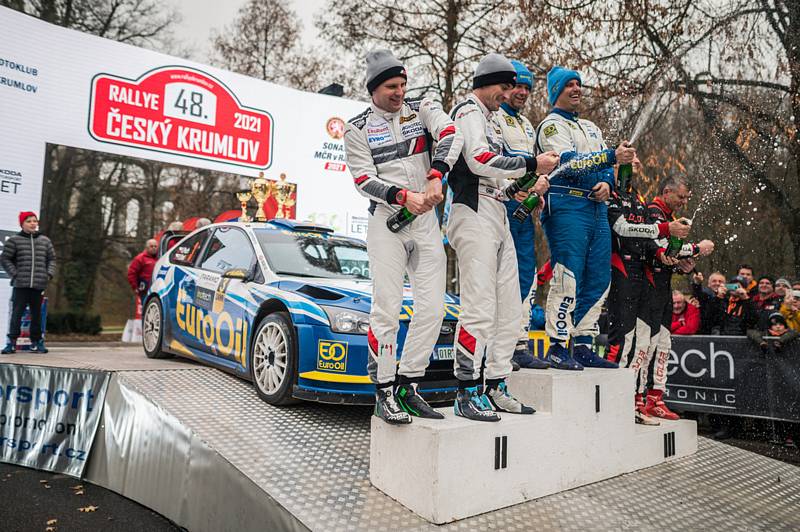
left=448, top=53, right=558, bottom=421
left=344, top=49, right=463, bottom=424
left=491, top=59, right=549, bottom=370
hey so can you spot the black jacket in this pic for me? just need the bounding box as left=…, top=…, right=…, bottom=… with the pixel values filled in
left=0, top=231, right=56, bottom=290
left=713, top=296, right=758, bottom=336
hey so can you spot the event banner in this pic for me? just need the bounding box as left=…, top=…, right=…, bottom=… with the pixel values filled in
left=0, top=7, right=372, bottom=338
left=665, top=335, right=800, bottom=422
left=0, top=365, right=110, bottom=477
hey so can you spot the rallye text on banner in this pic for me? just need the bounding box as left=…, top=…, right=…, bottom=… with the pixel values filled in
left=142, top=219, right=460, bottom=405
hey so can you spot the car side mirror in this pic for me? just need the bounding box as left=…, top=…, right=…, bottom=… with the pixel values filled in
left=222, top=268, right=250, bottom=281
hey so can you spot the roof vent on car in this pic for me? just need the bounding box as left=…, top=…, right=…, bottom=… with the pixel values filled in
left=297, top=285, right=345, bottom=301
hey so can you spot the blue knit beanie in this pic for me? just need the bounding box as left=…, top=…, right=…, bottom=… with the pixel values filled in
left=510, top=60, right=533, bottom=88
left=547, top=66, right=581, bottom=106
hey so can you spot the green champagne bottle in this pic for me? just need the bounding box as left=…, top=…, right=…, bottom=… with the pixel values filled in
left=665, top=219, right=690, bottom=257
left=504, top=171, right=538, bottom=200
left=617, top=163, right=633, bottom=193
left=512, top=193, right=540, bottom=222
left=386, top=207, right=415, bottom=233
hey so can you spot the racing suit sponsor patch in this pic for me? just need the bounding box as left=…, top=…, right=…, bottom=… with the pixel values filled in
left=543, top=124, right=558, bottom=137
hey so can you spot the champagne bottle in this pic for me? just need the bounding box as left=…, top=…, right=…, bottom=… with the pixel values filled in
left=665, top=219, right=691, bottom=257
left=617, top=162, right=633, bottom=193
left=386, top=207, right=415, bottom=233
left=503, top=171, right=538, bottom=200
left=512, top=194, right=540, bottom=222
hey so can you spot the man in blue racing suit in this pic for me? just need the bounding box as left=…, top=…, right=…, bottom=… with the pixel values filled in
left=536, top=66, right=636, bottom=370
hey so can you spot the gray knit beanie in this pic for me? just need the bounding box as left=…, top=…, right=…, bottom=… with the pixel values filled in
left=473, top=53, right=517, bottom=89
left=365, top=49, right=407, bottom=93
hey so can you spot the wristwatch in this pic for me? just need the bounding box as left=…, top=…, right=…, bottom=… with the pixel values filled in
left=395, top=189, right=408, bottom=206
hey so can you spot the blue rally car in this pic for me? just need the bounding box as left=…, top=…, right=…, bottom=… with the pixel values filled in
left=142, top=219, right=461, bottom=405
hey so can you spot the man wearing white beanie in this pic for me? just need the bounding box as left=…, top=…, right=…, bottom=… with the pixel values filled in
left=447, top=53, right=559, bottom=421
left=345, top=49, right=463, bottom=425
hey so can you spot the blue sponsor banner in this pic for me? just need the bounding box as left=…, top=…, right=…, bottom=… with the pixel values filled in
left=665, top=335, right=800, bottom=422
left=0, top=365, right=109, bottom=477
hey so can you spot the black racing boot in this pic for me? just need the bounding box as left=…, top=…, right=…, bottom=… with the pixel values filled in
left=374, top=386, right=412, bottom=425
left=396, top=383, right=444, bottom=419
left=512, top=341, right=550, bottom=369
left=454, top=385, right=500, bottom=422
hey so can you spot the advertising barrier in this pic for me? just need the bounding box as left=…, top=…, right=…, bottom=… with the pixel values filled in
left=665, top=335, right=800, bottom=422
left=0, top=365, right=110, bottom=477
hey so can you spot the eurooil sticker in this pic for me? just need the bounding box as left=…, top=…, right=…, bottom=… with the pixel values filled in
left=317, top=340, right=348, bottom=372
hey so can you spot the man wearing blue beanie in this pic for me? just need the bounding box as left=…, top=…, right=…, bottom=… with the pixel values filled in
left=536, top=66, right=636, bottom=370
left=491, top=60, right=549, bottom=370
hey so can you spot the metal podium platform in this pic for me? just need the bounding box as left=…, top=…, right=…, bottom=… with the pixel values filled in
left=2, top=346, right=799, bottom=531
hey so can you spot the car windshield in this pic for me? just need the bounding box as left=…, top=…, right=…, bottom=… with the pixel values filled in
left=255, top=230, right=371, bottom=279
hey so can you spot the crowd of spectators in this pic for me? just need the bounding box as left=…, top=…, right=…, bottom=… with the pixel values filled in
left=668, top=263, right=800, bottom=349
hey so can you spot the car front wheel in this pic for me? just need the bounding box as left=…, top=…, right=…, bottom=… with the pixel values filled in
left=142, top=296, right=172, bottom=359
left=250, top=311, right=298, bottom=405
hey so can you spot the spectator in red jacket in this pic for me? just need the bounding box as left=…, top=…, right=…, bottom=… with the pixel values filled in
left=672, top=290, right=700, bottom=335
left=127, top=239, right=158, bottom=297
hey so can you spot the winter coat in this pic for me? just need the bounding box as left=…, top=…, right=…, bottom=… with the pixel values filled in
left=127, top=251, right=158, bottom=293
left=0, top=231, right=56, bottom=290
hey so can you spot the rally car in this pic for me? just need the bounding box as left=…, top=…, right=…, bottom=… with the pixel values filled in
left=142, top=219, right=460, bottom=405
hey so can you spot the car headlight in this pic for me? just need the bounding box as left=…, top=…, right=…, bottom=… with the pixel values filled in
left=320, top=306, right=370, bottom=335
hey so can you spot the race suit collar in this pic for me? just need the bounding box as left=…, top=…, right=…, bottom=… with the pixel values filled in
left=500, top=102, right=520, bottom=117
left=469, top=93, right=491, bottom=118
left=652, top=196, right=673, bottom=217
left=551, top=107, right=579, bottom=122
left=370, top=101, right=402, bottom=120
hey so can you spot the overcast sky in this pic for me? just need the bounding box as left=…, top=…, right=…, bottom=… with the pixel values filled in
left=171, top=0, right=325, bottom=61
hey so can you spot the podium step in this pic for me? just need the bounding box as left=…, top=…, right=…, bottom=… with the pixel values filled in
left=370, top=368, right=698, bottom=523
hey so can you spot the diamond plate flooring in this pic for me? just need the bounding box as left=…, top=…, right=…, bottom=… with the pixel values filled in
left=115, top=368, right=800, bottom=531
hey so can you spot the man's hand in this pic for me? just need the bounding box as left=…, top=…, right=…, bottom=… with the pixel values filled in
left=615, top=141, right=636, bottom=164
left=536, top=151, right=559, bottom=175
left=734, top=286, right=749, bottom=300
left=677, top=258, right=695, bottom=273
left=659, top=253, right=679, bottom=266
left=696, top=239, right=714, bottom=256
left=424, top=177, right=443, bottom=207
left=715, top=285, right=728, bottom=299
left=692, top=271, right=704, bottom=285
left=405, top=191, right=431, bottom=215
left=687, top=296, right=700, bottom=308
left=513, top=190, right=530, bottom=202
left=668, top=220, right=691, bottom=239
left=591, top=182, right=611, bottom=202
left=533, top=194, right=546, bottom=215
left=532, top=174, right=549, bottom=195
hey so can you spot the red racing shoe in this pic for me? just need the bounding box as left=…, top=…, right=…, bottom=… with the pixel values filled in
left=645, top=394, right=680, bottom=421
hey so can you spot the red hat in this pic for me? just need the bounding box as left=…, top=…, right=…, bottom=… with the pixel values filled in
left=19, top=211, right=37, bottom=226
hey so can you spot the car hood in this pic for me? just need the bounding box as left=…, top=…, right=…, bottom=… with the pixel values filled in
left=272, top=276, right=460, bottom=320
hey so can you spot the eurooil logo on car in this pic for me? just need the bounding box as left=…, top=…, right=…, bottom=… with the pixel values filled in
left=88, top=66, right=274, bottom=169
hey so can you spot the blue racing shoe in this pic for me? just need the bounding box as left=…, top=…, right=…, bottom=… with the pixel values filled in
left=545, top=343, right=584, bottom=371
left=573, top=344, right=618, bottom=368
left=454, top=386, right=500, bottom=422
left=512, top=341, right=550, bottom=369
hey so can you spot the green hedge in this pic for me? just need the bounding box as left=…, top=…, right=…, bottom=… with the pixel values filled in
left=46, top=312, right=102, bottom=335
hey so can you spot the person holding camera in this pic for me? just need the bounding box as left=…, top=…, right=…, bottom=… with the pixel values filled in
left=710, top=276, right=759, bottom=335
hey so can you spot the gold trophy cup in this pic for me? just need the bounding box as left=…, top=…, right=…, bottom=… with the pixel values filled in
left=250, top=172, right=273, bottom=221
left=274, top=173, right=296, bottom=219
left=236, top=190, right=252, bottom=222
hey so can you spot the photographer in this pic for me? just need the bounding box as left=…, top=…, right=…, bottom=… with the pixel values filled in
left=780, top=288, right=800, bottom=331
left=711, top=276, right=758, bottom=336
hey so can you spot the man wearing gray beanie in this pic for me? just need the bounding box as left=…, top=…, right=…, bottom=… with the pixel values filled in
left=446, top=53, right=559, bottom=421
left=344, top=49, right=464, bottom=425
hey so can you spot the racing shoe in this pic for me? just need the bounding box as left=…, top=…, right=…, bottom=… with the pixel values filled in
left=573, top=345, right=618, bottom=369
left=395, top=383, right=444, bottom=419
left=1, top=342, right=15, bottom=355
left=635, top=395, right=659, bottom=426
left=486, top=381, right=535, bottom=414
left=512, top=342, right=550, bottom=369
left=545, top=343, right=583, bottom=371
left=374, top=387, right=412, bottom=425
left=454, top=386, right=500, bottom=422
left=644, top=395, right=680, bottom=421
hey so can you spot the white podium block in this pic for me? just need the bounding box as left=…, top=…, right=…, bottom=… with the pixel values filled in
left=369, top=368, right=697, bottom=524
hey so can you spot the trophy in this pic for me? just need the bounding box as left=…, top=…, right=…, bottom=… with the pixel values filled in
left=274, top=173, right=296, bottom=219
left=250, top=172, right=273, bottom=221
left=236, top=190, right=252, bottom=222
